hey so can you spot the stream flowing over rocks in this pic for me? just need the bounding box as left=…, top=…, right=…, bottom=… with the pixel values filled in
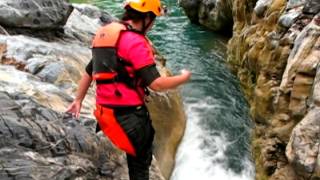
left=0, top=1, right=187, bottom=179
left=183, top=0, right=320, bottom=179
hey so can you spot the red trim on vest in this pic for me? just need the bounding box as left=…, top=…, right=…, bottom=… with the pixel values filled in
left=93, top=72, right=117, bottom=81
left=94, top=104, right=136, bottom=156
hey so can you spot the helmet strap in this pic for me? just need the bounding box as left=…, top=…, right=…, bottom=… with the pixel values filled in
left=141, top=15, right=155, bottom=34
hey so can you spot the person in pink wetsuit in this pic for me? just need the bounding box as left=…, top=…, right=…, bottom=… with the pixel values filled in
left=67, top=0, right=191, bottom=179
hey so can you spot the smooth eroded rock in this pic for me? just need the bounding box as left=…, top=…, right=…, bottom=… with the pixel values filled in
left=64, top=4, right=113, bottom=44
left=286, top=0, right=307, bottom=10
left=278, top=10, right=301, bottom=28
left=254, top=0, right=273, bottom=17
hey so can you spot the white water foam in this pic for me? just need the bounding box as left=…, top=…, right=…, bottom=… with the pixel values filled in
left=171, top=98, right=254, bottom=180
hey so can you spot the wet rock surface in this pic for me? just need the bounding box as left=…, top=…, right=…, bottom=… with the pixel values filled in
left=0, top=1, right=186, bottom=179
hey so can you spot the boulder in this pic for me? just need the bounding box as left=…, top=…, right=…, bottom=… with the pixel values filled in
left=180, top=0, right=233, bottom=32
left=286, top=108, right=320, bottom=177
left=179, top=0, right=201, bottom=23
left=72, top=4, right=114, bottom=22
left=64, top=4, right=114, bottom=44
left=0, top=0, right=73, bottom=29
left=286, top=0, right=307, bottom=10
left=278, top=10, right=301, bottom=28
left=0, top=34, right=91, bottom=94
left=303, top=0, right=320, bottom=14
left=254, top=0, right=273, bottom=17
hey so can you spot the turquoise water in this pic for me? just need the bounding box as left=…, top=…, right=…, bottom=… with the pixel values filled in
left=75, top=0, right=254, bottom=179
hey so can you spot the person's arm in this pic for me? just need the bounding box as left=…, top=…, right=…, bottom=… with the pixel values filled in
left=149, top=69, right=191, bottom=91
left=66, top=73, right=92, bottom=118
left=136, top=65, right=191, bottom=91
left=125, top=34, right=191, bottom=91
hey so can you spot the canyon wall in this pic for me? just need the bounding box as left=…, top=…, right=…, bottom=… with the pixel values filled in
left=181, top=0, right=320, bottom=179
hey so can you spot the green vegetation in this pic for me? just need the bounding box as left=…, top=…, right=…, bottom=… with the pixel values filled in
left=70, top=0, right=89, bottom=3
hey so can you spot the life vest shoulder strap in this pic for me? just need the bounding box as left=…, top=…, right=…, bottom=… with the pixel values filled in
left=92, top=22, right=127, bottom=48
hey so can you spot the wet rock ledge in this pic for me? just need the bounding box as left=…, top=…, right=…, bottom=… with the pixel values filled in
left=0, top=0, right=186, bottom=179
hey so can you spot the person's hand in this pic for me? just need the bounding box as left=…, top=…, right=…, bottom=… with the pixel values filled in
left=180, top=69, right=191, bottom=83
left=66, top=100, right=82, bottom=119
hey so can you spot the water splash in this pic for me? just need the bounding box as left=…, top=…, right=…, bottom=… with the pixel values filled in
left=171, top=98, right=254, bottom=180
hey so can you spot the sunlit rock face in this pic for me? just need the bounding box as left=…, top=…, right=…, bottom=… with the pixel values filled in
left=0, top=0, right=73, bottom=29
left=227, top=0, right=320, bottom=179
left=0, top=2, right=186, bottom=179
left=179, top=0, right=233, bottom=33
left=146, top=52, right=186, bottom=180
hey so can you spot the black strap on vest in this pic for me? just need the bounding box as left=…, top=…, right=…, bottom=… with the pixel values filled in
left=115, top=58, right=136, bottom=89
left=95, top=58, right=136, bottom=88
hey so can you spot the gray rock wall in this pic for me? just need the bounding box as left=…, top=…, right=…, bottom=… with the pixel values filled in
left=226, top=0, right=320, bottom=179
left=0, top=0, right=73, bottom=29
left=179, top=0, right=233, bottom=32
